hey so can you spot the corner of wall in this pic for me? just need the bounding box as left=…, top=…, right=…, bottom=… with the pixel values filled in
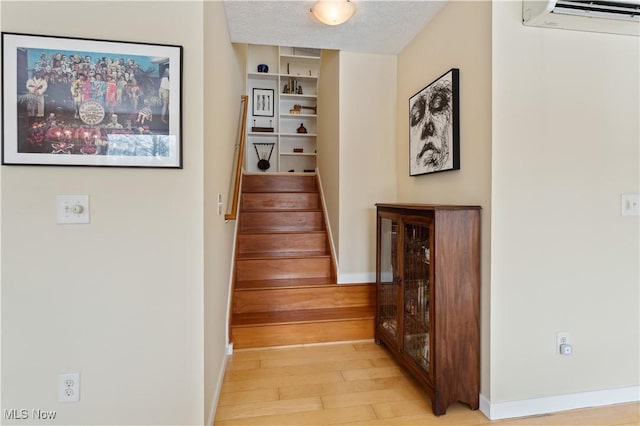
left=206, top=348, right=233, bottom=426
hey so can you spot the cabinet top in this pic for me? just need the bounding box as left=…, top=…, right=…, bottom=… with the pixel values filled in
left=376, top=203, right=481, bottom=211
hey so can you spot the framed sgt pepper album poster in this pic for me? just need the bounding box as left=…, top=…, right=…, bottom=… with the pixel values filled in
left=1, top=32, right=183, bottom=168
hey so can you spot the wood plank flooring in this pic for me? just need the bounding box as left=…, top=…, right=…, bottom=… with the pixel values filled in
left=214, top=341, right=639, bottom=426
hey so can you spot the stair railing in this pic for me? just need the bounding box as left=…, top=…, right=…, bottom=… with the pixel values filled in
left=225, top=95, right=248, bottom=221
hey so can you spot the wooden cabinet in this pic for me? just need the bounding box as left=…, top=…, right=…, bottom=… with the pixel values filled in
left=375, top=203, right=481, bottom=416
left=246, top=45, right=320, bottom=173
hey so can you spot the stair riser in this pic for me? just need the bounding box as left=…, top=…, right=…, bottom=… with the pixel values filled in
left=231, top=319, right=374, bottom=349
left=236, top=258, right=331, bottom=281
left=238, top=233, right=327, bottom=255
left=233, top=285, right=375, bottom=314
left=243, top=175, right=317, bottom=193
left=242, top=193, right=319, bottom=211
left=240, top=211, right=324, bottom=232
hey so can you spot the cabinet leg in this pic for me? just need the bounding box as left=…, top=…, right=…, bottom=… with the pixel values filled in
left=431, top=395, right=446, bottom=416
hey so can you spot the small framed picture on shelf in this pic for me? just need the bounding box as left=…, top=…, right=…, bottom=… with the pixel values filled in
left=252, top=88, right=274, bottom=117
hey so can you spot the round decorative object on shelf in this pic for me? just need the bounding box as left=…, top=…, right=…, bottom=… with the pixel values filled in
left=297, top=123, right=307, bottom=134
left=257, top=159, right=270, bottom=170
left=257, top=64, right=269, bottom=73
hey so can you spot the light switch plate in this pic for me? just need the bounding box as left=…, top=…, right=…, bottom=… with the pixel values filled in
left=57, top=195, right=90, bottom=224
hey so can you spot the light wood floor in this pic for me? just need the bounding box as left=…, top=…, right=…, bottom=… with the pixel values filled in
left=214, top=341, right=639, bottom=425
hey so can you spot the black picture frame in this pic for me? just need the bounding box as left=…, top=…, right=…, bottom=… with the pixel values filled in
left=409, top=68, right=459, bottom=176
left=252, top=88, right=274, bottom=117
left=1, top=32, right=183, bottom=168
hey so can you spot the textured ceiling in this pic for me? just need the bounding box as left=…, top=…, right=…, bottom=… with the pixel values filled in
left=223, top=0, right=447, bottom=55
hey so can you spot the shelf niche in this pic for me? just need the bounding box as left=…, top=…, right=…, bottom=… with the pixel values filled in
left=245, top=45, right=320, bottom=173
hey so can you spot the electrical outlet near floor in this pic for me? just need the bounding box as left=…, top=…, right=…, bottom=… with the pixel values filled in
left=58, top=373, right=80, bottom=402
left=556, top=332, right=572, bottom=356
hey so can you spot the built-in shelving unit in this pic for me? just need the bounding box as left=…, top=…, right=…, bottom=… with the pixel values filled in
left=245, top=45, right=320, bottom=173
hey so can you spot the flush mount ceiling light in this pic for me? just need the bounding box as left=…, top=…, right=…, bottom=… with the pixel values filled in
left=311, top=0, right=356, bottom=26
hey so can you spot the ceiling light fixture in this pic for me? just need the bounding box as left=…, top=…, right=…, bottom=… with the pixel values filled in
left=311, top=0, right=356, bottom=26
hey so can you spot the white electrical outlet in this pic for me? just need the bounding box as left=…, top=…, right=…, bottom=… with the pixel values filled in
left=560, top=343, right=573, bottom=355
left=59, top=373, right=80, bottom=402
left=556, top=332, right=572, bottom=356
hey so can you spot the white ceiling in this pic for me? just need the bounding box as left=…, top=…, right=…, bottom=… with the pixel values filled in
left=223, top=0, right=447, bottom=55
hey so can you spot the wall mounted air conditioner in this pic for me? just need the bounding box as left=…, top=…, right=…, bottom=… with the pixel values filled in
left=523, top=0, right=640, bottom=36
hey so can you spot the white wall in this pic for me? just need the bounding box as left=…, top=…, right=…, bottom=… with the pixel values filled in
left=395, top=0, right=493, bottom=397
left=0, top=2, right=219, bottom=424
left=338, top=52, right=397, bottom=283
left=490, top=0, right=639, bottom=416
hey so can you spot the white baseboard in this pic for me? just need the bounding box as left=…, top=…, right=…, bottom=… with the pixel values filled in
left=480, top=385, right=640, bottom=420
left=206, top=345, right=233, bottom=426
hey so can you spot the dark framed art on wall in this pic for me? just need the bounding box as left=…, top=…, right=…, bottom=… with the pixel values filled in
left=1, top=32, right=183, bottom=168
left=409, top=68, right=459, bottom=176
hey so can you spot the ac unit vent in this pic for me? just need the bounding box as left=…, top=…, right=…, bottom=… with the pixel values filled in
left=553, top=1, right=640, bottom=21
left=523, top=0, right=640, bottom=36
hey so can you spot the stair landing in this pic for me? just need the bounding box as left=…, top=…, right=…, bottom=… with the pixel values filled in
left=232, top=305, right=375, bottom=349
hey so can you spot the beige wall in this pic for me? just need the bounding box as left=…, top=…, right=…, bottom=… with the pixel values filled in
left=396, top=0, right=493, bottom=397
left=317, top=49, right=341, bottom=259
left=203, top=2, right=244, bottom=424
left=338, top=51, right=397, bottom=283
left=3, top=1, right=638, bottom=423
left=0, top=1, right=239, bottom=424
left=491, top=0, right=639, bottom=406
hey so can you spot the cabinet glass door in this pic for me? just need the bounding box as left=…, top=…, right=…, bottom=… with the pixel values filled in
left=377, top=216, right=398, bottom=339
left=402, top=221, right=431, bottom=373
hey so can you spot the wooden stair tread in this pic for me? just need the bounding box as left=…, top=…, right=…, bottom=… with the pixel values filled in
left=241, top=208, right=323, bottom=213
left=242, top=190, right=317, bottom=194
left=234, top=277, right=337, bottom=290
left=232, top=306, right=375, bottom=327
left=238, top=229, right=327, bottom=235
left=239, top=230, right=326, bottom=235
left=242, top=175, right=317, bottom=193
left=236, top=251, right=330, bottom=259
left=242, top=191, right=319, bottom=194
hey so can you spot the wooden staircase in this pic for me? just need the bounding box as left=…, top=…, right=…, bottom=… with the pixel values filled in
left=230, top=174, right=375, bottom=349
